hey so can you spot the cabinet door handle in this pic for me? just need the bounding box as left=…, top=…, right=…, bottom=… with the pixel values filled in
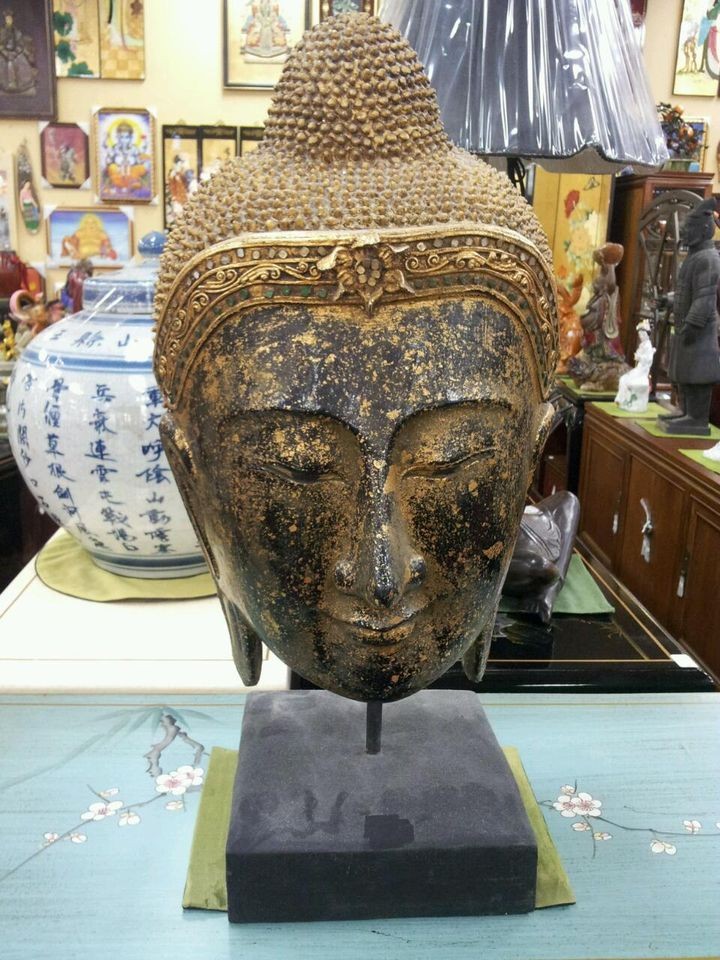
left=612, top=492, right=622, bottom=535
left=640, top=497, right=654, bottom=563
left=677, top=553, right=689, bottom=598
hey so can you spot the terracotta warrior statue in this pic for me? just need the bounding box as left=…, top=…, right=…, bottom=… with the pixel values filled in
left=153, top=14, right=558, bottom=703
left=658, top=198, right=720, bottom=435
left=568, top=242, right=630, bottom=391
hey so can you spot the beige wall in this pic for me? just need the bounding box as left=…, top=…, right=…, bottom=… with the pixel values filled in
left=0, top=0, right=715, bottom=293
left=1, top=0, right=286, bottom=292
left=644, top=0, right=719, bottom=184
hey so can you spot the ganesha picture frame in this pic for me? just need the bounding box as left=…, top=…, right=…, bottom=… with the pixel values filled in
left=93, top=107, right=156, bottom=203
left=223, top=0, right=312, bottom=89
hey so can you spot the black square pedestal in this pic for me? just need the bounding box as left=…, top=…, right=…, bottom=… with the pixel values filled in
left=226, top=690, right=537, bottom=923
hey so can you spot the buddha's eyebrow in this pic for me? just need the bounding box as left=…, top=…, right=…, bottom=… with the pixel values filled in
left=391, top=397, right=515, bottom=438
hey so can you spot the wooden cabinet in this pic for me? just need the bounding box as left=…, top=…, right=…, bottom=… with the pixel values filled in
left=579, top=405, right=720, bottom=679
left=609, top=171, right=714, bottom=360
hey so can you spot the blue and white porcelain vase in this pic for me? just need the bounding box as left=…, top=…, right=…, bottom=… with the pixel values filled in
left=7, top=232, right=206, bottom=578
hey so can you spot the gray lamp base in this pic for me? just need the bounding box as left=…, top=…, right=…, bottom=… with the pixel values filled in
left=226, top=690, right=537, bottom=923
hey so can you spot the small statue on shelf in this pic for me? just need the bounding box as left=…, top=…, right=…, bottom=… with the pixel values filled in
left=556, top=272, right=584, bottom=373
left=616, top=320, right=656, bottom=412
left=568, top=242, right=630, bottom=392
left=657, top=198, right=720, bottom=436
left=9, top=289, right=64, bottom=351
left=60, top=258, right=94, bottom=314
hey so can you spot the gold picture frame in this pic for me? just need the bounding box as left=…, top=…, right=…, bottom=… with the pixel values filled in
left=224, top=0, right=311, bottom=89
left=93, top=107, right=156, bottom=204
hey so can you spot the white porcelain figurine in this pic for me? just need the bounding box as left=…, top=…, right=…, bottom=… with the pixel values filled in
left=615, top=321, right=655, bottom=412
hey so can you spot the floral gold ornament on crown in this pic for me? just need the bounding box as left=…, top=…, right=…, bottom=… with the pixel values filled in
left=154, top=14, right=558, bottom=401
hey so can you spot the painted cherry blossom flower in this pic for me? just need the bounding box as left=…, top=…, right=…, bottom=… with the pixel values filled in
left=118, top=810, right=141, bottom=827
left=683, top=819, right=701, bottom=833
left=176, top=765, right=204, bottom=787
left=80, top=800, right=123, bottom=821
left=593, top=832, right=612, bottom=841
left=650, top=839, right=677, bottom=855
left=42, top=832, right=60, bottom=845
left=560, top=785, right=576, bottom=796
left=165, top=800, right=185, bottom=811
left=553, top=795, right=579, bottom=817
left=99, top=788, right=119, bottom=799
left=155, top=770, right=190, bottom=796
left=572, top=793, right=602, bottom=817
left=572, top=821, right=591, bottom=832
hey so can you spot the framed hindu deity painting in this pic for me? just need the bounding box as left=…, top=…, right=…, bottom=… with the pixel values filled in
left=319, top=0, right=375, bottom=19
left=94, top=107, right=156, bottom=203
left=224, top=0, right=311, bottom=89
left=239, top=126, right=265, bottom=154
left=0, top=1, right=57, bottom=119
left=47, top=206, right=133, bottom=267
left=40, top=122, right=91, bottom=189
left=162, top=125, right=239, bottom=229
left=53, top=0, right=145, bottom=80
left=673, top=0, right=720, bottom=96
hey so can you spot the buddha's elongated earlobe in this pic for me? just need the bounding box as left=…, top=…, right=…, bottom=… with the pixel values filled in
left=462, top=596, right=499, bottom=683
left=218, top=591, right=263, bottom=687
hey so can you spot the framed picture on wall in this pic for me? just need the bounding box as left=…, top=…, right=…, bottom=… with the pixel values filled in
left=0, top=153, right=16, bottom=251
left=239, top=126, right=265, bottom=154
left=47, top=206, right=133, bottom=267
left=94, top=107, right=156, bottom=203
left=673, top=0, right=720, bottom=97
left=319, top=0, right=375, bottom=20
left=39, top=122, right=91, bottom=189
left=52, top=0, right=145, bottom=80
left=162, top=125, right=239, bottom=228
left=0, top=1, right=57, bottom=119
left=224, top=0, right=311, bottom=89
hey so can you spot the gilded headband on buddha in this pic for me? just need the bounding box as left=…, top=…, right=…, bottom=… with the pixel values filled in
left=154, top=222, right=558, bottom=411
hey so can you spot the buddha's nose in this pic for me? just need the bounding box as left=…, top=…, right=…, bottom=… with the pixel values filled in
left=334, top=470, right=425, bottom=608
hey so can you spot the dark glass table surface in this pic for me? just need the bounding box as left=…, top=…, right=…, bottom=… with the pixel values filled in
left=291, top=544, right=717, bottom=695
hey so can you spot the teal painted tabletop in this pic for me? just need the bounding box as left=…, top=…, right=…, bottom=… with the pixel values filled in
left=1, top=692, right=719, bottom=960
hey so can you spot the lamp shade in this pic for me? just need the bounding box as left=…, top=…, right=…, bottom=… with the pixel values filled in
left=381, top=0, right=668, bottom=173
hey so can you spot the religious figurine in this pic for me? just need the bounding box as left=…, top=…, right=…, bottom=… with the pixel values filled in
left=502, top=491, right=580, bottom=624
left=658, top=198, right=720, bottom=435
left=154, top=14, right=558, bottom=704
left=9, top=289, right=64, bottom=350
left=60, top=258, right=94, bottom=314
left=556, top=272, right=584, bottom=374
left=568, top=242, right=629, bottom=392
left=616, top=320, right=655, bottom=412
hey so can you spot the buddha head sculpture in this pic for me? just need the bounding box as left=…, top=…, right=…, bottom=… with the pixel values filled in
left=154, top=14, right=558, bottom=702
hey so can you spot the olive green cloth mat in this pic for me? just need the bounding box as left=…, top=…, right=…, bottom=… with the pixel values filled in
left=592, top=400, right=666, bottom=420
left=499, top=554, right=614, bottom=616
left=556, top=377, right=614, bottom=399
left=680, top=447, right=720, bottom=474
left=183, top=746, right=575, bottom=914
left=636, top=419, right=720, bottom=440
left=35, top=531, right=215, bottom=602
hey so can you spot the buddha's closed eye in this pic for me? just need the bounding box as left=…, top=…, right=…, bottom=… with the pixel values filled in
left=403, top=446, right=497, bottom=479
left=254, top=460, right=343, bottom=485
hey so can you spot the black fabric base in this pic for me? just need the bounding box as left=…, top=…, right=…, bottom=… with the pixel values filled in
left=226, top=690, right=537, bottom=923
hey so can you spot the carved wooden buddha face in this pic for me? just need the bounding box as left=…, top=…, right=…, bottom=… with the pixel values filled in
left=154, top=14, right=557, bottom=701
left=162, top=290, right=550, bottom=700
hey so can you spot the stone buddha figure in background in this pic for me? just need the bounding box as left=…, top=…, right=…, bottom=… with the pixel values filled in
left=154, top=14, right=558, bottom=703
